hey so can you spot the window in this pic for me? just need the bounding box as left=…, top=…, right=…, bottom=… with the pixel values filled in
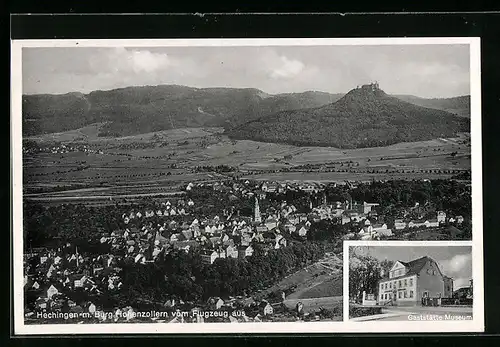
left=410, top=290, right=414, bottom=298
left=398, top=291, right=402, bottom=299
left=409, top=278, right=413, bottom=286
left=399, top=280, right=402, bottom=288
left=432, top=270, right=436, bottom=276
left=380, top=294, right=383, bottom=300
left=404, top=291, right=408, bottom=298
left=389, top=282, right=392, bottom=289
left=404, top=279, right=407, bottom=287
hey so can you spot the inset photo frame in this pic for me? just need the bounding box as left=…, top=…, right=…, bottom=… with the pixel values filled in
left=343, top=240, right=483, bottom=332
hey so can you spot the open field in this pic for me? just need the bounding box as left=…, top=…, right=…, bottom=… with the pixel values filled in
left=297, top=275, right=343, bottom=299
left=250, top=252, right=343, bottom=304
left=25, top=124, right=223, bottom=144
left=283, top=296, right=343, bottom=315
left=23, top=127, right=471, bottom=204
left=242, top=171, right=459, bottom=183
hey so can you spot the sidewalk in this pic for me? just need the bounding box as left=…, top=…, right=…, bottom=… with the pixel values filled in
left=350, top=311, right=410, bottom=322
left=350, top=305, right=473, bottom=321
left=383, top=305, right=473, bottom=314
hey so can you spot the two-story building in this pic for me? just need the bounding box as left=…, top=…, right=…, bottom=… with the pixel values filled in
left=201, top=250, right=219, bottom=265
left=377, top=256, right=453, bottom=306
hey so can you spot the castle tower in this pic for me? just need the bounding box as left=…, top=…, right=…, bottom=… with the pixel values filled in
left=254, top=197, right=262, bottom=223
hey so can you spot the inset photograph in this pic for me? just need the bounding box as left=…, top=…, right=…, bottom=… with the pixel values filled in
left=347, top=243, right=473, bottom=321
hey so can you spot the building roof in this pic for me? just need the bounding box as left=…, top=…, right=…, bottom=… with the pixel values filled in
left=454, top=286, right=472, bottom=293
left=380, top=256, right=439, bottom=282
left=399, top=256, right=430, bottom=276
left=259, top=301, right=272, bottom=308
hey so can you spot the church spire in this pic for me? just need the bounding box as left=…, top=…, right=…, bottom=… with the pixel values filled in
left=76, top=246, right=79, bottom=267
left=254, top=197, right=262, bottom=223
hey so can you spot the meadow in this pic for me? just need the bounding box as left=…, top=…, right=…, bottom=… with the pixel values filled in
left=23, top=126, right=471, bottom=204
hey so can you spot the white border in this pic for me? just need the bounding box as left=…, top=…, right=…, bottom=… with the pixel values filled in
left=13, top=37, right=477, bottom=47
left=11, top=37, right=483, bottom=335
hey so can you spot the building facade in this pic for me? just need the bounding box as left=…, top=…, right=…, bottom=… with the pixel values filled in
left=377, top=256, right=452, bottom=306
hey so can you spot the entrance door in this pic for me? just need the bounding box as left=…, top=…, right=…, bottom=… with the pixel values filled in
left=422, top=291, right=429, bottom=306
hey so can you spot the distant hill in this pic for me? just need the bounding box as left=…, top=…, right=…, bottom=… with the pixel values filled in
left=22, top=85, right=343, bottom=137
left=393, top=95, right=470, bottom=118
left=227, top=83, right=470, bottom=149
left=22, top=84, right=470, bottom=139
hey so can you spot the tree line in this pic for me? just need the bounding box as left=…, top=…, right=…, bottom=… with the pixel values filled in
left=97, top=241, right=326, bottom=310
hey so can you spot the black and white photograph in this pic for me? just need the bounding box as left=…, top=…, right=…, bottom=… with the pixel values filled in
left=11, top=37, right=483, bottom=334
left=347, top=243, right=473, bottom=322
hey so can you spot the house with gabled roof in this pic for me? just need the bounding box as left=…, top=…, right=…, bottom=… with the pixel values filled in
left=170, top=233, right=184, bottom=243
left=46, top=284, right=61, bottom=299
left=408, top=220, right=427, bottom=229
left=252, top=224, right=266, bottom=234
left=377, top=256, right=453, bottom=306
left=425, top=219, right=439, bottom=228
left=32, top=280, right=41, bottom=290
left=264, top=217, right=278, bottom=231
left=225, top=245, right=238, bottom=259
left=217, top=248, right=227, bottom=260
left=394, top=219, right=407, bottom=230
left=259, top=301, right=274, bottom=316
left=134, top=254, right=146, bottom=264
left=437, top=211, right=446, bottom=223
left=283, top=223, right=296, bottom=233
left=296, top=223, right=308, bottom=237
left=72, top=274, right=87, bottom=288
left=238, top=245, right=254, bottom=259
left=201, top=250, right=219, bottom=265
left=35, top=297, right=49, bottom=310
left=207, top=297, right=224, bottom=310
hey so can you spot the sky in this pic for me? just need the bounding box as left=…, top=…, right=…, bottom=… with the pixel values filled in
left=22, top=44, right=470, bottom=98
left=351, top=246, right=473, bottom=289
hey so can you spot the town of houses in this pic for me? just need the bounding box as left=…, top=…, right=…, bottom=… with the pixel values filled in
left=24, top=178, right=466, bottom=323
left=23, top=142, right=104, bottom=155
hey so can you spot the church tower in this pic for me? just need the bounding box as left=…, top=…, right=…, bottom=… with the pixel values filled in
left=254, top=197, right=262, bottom=223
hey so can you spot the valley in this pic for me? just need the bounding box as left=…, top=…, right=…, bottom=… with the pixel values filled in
left=23, top=125, right=471, bottom=206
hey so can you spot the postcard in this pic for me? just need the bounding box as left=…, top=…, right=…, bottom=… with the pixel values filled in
left=11, top=37, right=483, bottom=334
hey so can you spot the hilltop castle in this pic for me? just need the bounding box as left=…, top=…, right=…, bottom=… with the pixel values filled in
left=356, top=82, right=380, bottom=91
